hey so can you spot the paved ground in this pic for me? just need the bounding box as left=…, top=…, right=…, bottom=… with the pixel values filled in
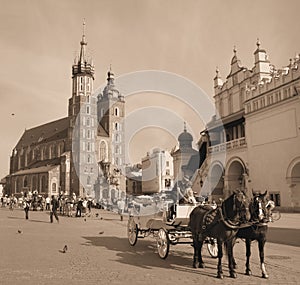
left=0, top=208, right=299, bottom=285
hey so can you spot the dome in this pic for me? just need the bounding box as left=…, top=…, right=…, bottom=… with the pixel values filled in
left=178, top=123, right=193, bottom=149
left=178, top=130, right=193, bottom=142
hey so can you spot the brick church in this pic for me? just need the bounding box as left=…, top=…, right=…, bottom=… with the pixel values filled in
left=6, top=24, right=125, bottom=201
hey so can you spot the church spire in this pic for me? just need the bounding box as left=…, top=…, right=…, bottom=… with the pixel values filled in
left=79, top=19, right=87, bottom=64
left=72, top=20, right=94, bottom=79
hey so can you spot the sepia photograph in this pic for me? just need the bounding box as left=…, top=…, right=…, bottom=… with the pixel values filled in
left=0, top=0, right=299, bottom=284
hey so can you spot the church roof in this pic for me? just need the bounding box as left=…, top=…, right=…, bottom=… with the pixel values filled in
left=11, top=165, right=59, bottom=176
left=15, top=117, right=70, bottom=149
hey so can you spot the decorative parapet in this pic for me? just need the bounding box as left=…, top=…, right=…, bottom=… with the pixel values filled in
left=208, top=137, right=247, bottom=154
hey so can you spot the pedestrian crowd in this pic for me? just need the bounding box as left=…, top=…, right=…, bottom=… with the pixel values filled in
left=1, top=191, right=97, bottom=222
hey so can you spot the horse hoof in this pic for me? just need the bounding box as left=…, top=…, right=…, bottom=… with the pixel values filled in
left=262, top=273, right=269, bottom=279
left=217, top=273, right=223, bottom=279
left=230, top=272, right=237, bottom=278
left=245, top=270, right=252, bottom=276
left=193, top=263, right=197, bottom=269
left=199, top=263, right=205, bottom=268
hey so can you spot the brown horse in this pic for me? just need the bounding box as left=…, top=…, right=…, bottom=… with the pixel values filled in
left=189, top=190, right=250, bottom=279
left=232, top=191, right=270, bottom=278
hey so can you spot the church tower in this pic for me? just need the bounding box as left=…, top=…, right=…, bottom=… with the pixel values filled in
left=68, top=21, right=98, bottom=197
left=97, top=67, right=126, bottom=199
left=98, top=67, right=125, bottom=170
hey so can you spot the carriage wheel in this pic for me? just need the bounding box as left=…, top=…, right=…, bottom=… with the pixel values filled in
left=207, top=238, right=218, bottom=258
left=271, top=210, right=281, bottom=221
left=157, top=228, right=170, bottom=259
left=127, top=216, right=138, bottom=246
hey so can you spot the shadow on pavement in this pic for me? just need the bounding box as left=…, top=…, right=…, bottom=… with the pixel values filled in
left=7, top=216, right=50, bottom=224
left=82, top=236, right=229, bottom=278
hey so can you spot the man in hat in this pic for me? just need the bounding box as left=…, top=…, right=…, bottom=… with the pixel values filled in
left=50, top=195, right=59, bottom=223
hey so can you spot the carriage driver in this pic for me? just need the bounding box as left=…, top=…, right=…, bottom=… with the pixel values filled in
left=177, top=175, right=196, bottom=205
left=168, top=175, right=196, bottom=221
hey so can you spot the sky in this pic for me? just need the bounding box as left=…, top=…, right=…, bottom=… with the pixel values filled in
left=0, top=0, right=299, bottom=179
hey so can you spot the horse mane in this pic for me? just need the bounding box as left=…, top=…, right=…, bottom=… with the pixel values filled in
left=221, top=193, right=239, bottom=222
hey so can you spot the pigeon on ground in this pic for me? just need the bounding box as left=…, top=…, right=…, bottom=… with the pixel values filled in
left=95, top=213, right=99, bottom=218
left=62, top=245, right=68, bottom=253
left=99, top=231, right=104, bottom=235
left=17, top=229, right=22, bottom=234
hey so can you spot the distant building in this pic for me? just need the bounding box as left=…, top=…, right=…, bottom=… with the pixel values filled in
left=171, top=123, right=199, bottom=181
left=195, top=41, right=300, bottom=209
left=6, top=24, right=125, bottom=200
left=142, top=148, right=174, bottom=194
left=125, top=164, right=142, bottom=195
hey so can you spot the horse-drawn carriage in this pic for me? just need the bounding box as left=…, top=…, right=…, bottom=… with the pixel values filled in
left=127, top=198, right=218, bottom=259
left=127, top=190, right=279, bottom=279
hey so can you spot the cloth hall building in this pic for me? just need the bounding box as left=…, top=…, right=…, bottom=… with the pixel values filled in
left=6, top=28, right=125, bottom=200
left=195, top=41, right=300, bottom=210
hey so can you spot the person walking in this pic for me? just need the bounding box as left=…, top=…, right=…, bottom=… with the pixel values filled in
left=45, top=196, right=50, bottom=210
left=23, top=193, right=30, bottom=220
left=117, top=198, right=125, bottom=221
left=50, top=195, right=59, bottom=223
left=76, top=198, right=83, bottom=217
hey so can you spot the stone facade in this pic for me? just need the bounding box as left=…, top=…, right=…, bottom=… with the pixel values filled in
left=6, top=25, right=125, bottom=201
left=195, top=41, right=300, bottom=209
left=142, top=148, right=174, bottom=194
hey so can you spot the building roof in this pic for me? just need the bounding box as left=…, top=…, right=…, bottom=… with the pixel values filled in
left=11, top=165, right=59, bottom=176
left=15, top=117, right=70, bottom=149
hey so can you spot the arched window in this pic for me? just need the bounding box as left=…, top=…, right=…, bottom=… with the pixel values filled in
left=52, top=183, right=57, bottom=192
left=100, top=141, right=107, bottom=161
left=23, top=176, right=28, bottom=188
left=41, top=176, right=47, bottom=193
left=115, top=122, right=119, bottom=131
left=115, top=107, right=119, bottom=116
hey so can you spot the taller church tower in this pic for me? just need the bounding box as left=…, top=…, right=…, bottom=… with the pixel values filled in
left=68, top=21, right=98, bottom=197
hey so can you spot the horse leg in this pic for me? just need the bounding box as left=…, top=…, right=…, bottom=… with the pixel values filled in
left=231, top=238, right=238, bottom=269
left=198, top=238, right=205, bottom=268
left=259, top=238, right=269, bottom=278
left=216, top=239, right=224, bottom=279
left=192, top=234, right=204, bottom=268
left=226, top=239, right=237, bottom=278
left=192, top=234, right=199, bottom=268
left=245, top=239, right=252, bottom=276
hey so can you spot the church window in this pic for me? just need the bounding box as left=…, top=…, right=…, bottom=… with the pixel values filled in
left=52, top=183, right=56, bottom=193
left=87, top=95, right=90, bottom=103
left=87, top=118, right=90, bottom=126
left=115, top=122, right=120, bottom=131
left=100, top=141, right=106, bottom=161
left=115, top=107, right=119, bottom=116
left=87, top=78, right=90, bottom=92
left=87, top=142, right=91, bottom=151
left=115, top=146, right=119, bottom=154
left=23, top=176, right=28, bottom=188
left=87, top=154, right=91, bottom=163
left=86, top=106, right=90, bottom=114
left=87, top=130, right=90, bottom=139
